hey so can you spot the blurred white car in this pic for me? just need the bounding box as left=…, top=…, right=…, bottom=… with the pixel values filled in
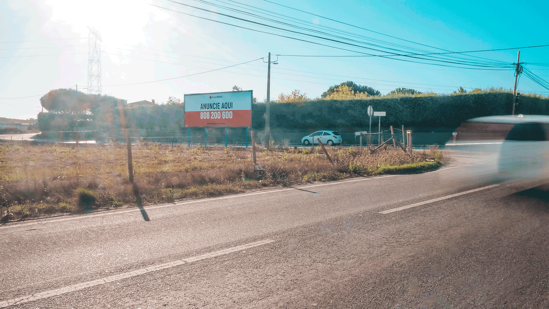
left=301, top=130, right=342, bottom=146
left=466, top=115, right=549, bottom=184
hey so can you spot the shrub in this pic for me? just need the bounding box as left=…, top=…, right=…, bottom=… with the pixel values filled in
left=76, top=188, right=96, bottom=209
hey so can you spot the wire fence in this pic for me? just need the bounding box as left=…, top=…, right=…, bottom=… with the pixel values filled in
left=0, top=128, right=456, bottom=147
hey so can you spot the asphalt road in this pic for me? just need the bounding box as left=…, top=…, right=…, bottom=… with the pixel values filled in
left=2, top=148, right=549, bottom=308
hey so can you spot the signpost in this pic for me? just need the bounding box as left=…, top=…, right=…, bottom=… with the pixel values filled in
left=184, top=90, right=252, bottom=147
left=367, top=105, right=373, bottom=134
left=373, top=111, right=386, bottom=145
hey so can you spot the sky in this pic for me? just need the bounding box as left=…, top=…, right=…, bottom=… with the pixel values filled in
left=1, top=0, right=548, bottom=119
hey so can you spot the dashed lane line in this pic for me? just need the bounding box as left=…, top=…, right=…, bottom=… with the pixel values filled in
left=379, top=184, right=500, bottom=214
left=0, top=239, right=275, bottom=308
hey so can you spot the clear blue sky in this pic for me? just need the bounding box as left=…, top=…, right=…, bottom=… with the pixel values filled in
left=1, top=0, right=548, bottom=119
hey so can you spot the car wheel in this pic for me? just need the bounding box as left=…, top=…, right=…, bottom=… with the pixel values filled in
left=303, top=140, right=310, bottom=146
left=327, top=140, right=334, bottom=146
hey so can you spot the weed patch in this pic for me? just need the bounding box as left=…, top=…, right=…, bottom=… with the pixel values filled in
left=0, top=143, right=445, bottom=221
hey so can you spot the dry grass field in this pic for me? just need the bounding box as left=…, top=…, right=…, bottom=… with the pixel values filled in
left=0, top=142, right=443, bottom=222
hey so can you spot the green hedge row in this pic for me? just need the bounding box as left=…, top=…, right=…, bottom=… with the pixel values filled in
left=252, top=92, right=549, bottom=131
left=39, top=92, right=549, bottom=134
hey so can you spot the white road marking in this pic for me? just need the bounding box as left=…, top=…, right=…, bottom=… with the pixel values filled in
left=379, top=184, right=500, bottom=214
left=0, top=175, right=397, bottom=230
left=445, top=142, right=502, bottom=146
left=0, top=239, right=275, bottom=308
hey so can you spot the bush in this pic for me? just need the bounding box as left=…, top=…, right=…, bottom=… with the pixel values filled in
left=76, top=187, right=96, bottom=209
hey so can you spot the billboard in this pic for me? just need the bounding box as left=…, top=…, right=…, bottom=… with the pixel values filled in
left=184, top=90, right=252, bottom=127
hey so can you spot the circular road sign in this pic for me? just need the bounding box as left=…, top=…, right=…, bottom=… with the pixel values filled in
left=367, top=105, right=373, bottom=116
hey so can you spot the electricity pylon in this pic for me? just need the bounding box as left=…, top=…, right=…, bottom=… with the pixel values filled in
left=87, top=26, right=102, bottom=95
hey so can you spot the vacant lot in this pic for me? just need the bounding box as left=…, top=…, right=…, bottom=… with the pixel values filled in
left=0, top=142, right=443, bottom=222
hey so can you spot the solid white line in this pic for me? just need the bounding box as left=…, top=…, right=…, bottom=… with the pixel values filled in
left=445, top=142, right=502, bottom=146
left=0, top=175, right=397, bottom=230
left=0, top=239, right=275, bottom=308
left=379, top=184, right=500, bottom=214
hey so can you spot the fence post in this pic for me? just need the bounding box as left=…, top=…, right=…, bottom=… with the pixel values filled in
left=317, top=138, right=334, bottom=165
left=402, top=125, right=405, bottom=147
left=406, top=130, right=412, bottom=154
left=359, top=134, right=363, bottom=148
left=251, top=130, right=257, bottom=165
left=390, top=126, right=396, bottom=148
left=117, top=101, right=134, bottom=183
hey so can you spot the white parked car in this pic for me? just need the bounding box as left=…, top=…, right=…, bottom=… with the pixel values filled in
left=301, top=130, right=342, bottom=146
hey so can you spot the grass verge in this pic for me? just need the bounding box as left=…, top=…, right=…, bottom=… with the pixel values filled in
left=0, top=142, right=445, bottom=222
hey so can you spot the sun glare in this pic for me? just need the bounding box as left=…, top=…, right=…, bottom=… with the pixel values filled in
left=46, top=0, right=168, bottom=46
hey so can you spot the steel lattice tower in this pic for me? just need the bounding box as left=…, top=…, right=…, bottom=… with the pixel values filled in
left=87, top=27, right=102, bottom=95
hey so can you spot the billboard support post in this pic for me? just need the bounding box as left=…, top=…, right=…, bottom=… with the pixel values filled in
left=188, top=127, right=191, bottom=147
left=204, top=128, right=207, bottom=148
left=246, top=127, right=249, bottom=148
left=224, top=128, right=227, bottom=148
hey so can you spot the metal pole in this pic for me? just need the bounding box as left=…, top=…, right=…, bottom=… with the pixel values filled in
left=224, top=128, right=227, bottom=148
left=512, top=50, right=521, bottom=116
left=378, top=116, right=381, bottom=146
left=407, top=130, right=412, bottom=154
left=188, top=127, right=191, bottom=147
left=265, top=52, right=271, bottom=141
left=246, top=127, right=249, bottom=148
left=204, top=127, right=207, bottom=147
left=369, top=114, right=372, bottom=136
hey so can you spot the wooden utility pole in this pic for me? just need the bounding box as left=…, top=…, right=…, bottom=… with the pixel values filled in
left=512, top=51, right=521, bottom=116
left=265, top=52, right=271, bottom=143
left=117, top=101, right=134, bottom=183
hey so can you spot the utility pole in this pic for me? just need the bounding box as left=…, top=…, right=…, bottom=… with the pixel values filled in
left=266, top=52, right=271, bottom=140
left=512, top=50, right=522, bottom=116
left=264, top=53, right=278, bottom=143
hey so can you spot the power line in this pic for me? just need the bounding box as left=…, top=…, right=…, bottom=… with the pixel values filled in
left=152, top=4, right=511, bottom=71
left=277, top=44, right=549, bottom=58
left=0, top=38, right=83, bottom=44
left=90, top=57, right=264, bottom=88
left=0, top=44, right=83, bottom=51
left=522, top=67, right=549, bottom=91
left=260, top=0, right=507, bottom=66
left=0, top=52, right=87, bottom=59
left=0, top=94, right=44, bottom=100
left=166, top=0, right=510, bottom=68
left=186, top=0, right=504, bottom=67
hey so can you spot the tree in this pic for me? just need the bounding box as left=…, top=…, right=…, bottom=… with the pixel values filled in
left=166, top=96, right=182, bottom=105
left=387, top=88, right=421, bottom=96
left=276, top=89, right=310, bottom=103
left=40, top=89, right=91, bottom=115
left=453, top=86, right=468, bottom=94
left=321, top=81, right=380, bottom=98
left=324, top=84, right=370, bottom=100
left=232, top=85, right=259, bottom=103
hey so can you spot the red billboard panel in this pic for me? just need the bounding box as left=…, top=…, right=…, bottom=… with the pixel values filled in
left=184, top=91, right=252, bottom=127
